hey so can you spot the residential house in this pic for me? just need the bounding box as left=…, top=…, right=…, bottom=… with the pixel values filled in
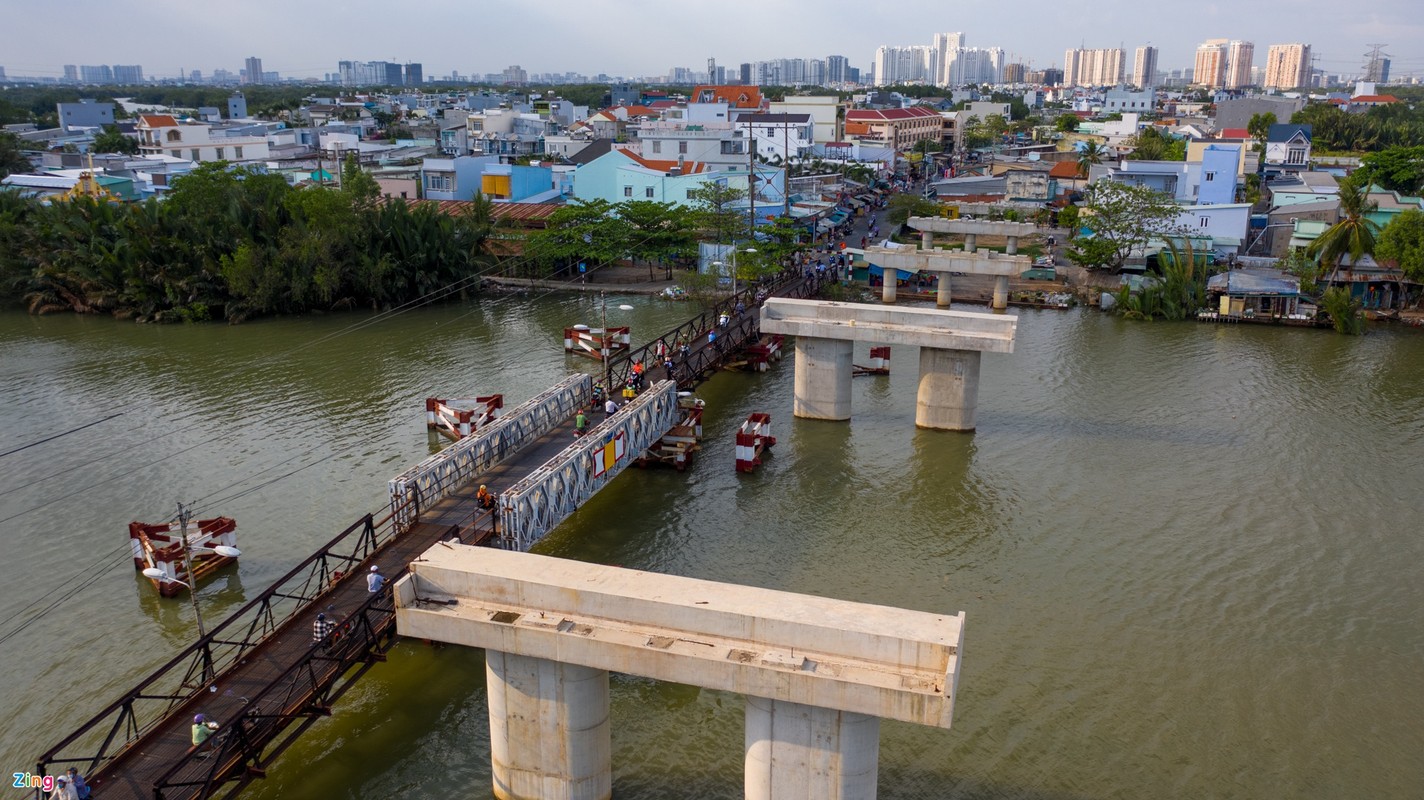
left=1104, top=90, right=1156, bottom=114
left=1206, top=269, right=1304, bottom=319
left=571, top=148, right=721, bottom=208
left=1259, top=197, right=1338, bottom=257
left=735, top=113, right=814, bottom=164
left=1264, top=124, right=1311, bottom=172
left=1197, top=144, right=1243, bottom=205
left=1212, top=96, right=1304, bottom=132
left=420, top=155, right=498, bottom=201
left=135, top=115, right=270, bottom=164
left=1169, top=202, right=1252, bottom=256
left=690, top=85, right=765, bottom=117
left=769, top=95, right=842, bottom=144
left=1187, top=136, right=1250, bottom=179
left=1266, top=172, right=1338, bottom=206
left=1089, top=159, right=1198, bottom=202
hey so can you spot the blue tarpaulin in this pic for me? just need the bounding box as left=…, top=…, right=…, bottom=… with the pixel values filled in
left=864, top=263, right=917, bottom=280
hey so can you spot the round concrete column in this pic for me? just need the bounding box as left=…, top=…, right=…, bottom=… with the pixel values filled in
left=745, top=696, right=880, bottom=800
left=963, top=233, right=976, bottom=253
left=1006, top=235, right=1018, bottom=255
left=881, top=270, right=897, bottom=303
left=793, top=336, right=853, bottom=421
left=920, top=230, right=934, bottom=250
left=486, top=650, right=612, bottom=800
left=935, top=272, right=952, bottom=308
left=916, top=347, right=982, bottom=431
left=992, top=275, right=1010, bottom=311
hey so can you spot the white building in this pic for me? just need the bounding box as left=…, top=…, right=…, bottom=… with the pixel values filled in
left=1133, top=46, right=1158, bottom=88
left=1264, top=43, right=1312, bottom=90
left=135, top=115, right=270, bottom=164
left=1063, top=48, right=1126, bottom=87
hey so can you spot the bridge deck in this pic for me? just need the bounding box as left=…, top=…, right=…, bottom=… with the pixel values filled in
left=65, top=272, right=820, bottom=800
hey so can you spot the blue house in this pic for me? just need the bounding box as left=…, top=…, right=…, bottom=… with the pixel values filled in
left=1198, top=144, right=1241, bottom=205
left=572, top=148, right=725, bottom=208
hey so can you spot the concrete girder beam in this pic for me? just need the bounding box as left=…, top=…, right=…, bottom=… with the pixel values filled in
left=761, top=299, right=1016, bottom=354
left=862, top=246, right=1028, bottom=278
left=907, top=217, right=1038, bottom=239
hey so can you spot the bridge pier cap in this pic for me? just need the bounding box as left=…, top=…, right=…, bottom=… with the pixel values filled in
left=760, top=299, right=1016, bottom=356
left=394, top=546, right=965, bottom=728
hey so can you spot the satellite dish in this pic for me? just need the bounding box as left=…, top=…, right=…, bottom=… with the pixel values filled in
left=212, top=545, right=242, bottom=558
left=142, top=567, right=167, bottom=580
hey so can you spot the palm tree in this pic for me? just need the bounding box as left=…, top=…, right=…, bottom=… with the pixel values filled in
left=1307, top=178, right=1381, bottom=287
left=1077, top=140, right=1107, bottom=178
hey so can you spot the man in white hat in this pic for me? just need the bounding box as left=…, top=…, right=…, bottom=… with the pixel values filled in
left=367, top=565, right=386, bottom=594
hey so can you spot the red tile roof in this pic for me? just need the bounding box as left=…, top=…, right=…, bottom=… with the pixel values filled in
left=845, top=107, right=941, bottom=122
left=139, top=114, right=179, bottom=127
left=1048, top=161, right=1083, bottom=179
left=1352, top=94, right=1399, bottom=103
left=1218, top=128, right=1250, bottom=140
left=691, top=85, right=764, bottom=109
left=621, top=151, right=708, bottom=174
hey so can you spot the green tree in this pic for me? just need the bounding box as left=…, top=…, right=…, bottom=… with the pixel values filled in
left=1307, top=177, right=1381, bottom=283
left=1065, top=182, right=1185, bottom=273
left=1320, top=286, right=1364, bottom=334
left=1076, top=140, right=1107, bottom=177
left=1374, top=208, right=1424, bottom=282
left=885, top=193, right=940, bottom=226
left=618, top=200, right=695, bottom=279
left=340, top=153, right=380, bottom=207
left=687, top=182, right=749, bottom=246
left=1247, top=112, right=1277, bottom=157
left=1057, top=205, right=1080, bottom=237
left=1354, top=146, right=1424, bottom=195
left=92, top=125, right=139, bottom=155
left=0, top=132, right=33, bottom=180
left=1055, top=115, right=1080, bottom=133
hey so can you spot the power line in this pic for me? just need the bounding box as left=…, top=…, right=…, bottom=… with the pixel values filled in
left=0, top=413, right=124, bottom=459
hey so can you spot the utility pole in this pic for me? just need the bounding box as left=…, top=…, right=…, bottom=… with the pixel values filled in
left=175, top=502, right=208, bottom=641
left=600, top=291, right=610, bottom=393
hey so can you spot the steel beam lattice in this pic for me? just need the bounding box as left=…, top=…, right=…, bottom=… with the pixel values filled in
left=389, top=374, right=592, bottom=528
left=499, top=381, right=680, bottom=551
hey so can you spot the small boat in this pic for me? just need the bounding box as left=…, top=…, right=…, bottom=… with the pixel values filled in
left=129, top=517, right=240, bottom=597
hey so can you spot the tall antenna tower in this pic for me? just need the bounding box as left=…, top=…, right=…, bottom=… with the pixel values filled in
left=1363, top=44, right=1391, bottom=82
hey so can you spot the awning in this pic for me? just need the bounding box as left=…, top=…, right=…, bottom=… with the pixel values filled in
left=865, top=264, right=917, bottom=280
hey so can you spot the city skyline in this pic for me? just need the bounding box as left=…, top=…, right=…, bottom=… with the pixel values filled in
left=2, top=0, right=1421, bottom=81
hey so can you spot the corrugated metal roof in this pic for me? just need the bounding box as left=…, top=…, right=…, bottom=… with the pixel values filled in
left=1207, top=269, right=1300, bottom=296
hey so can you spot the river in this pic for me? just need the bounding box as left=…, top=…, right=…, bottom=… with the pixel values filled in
left=1, top=296, right=1421, bottom=799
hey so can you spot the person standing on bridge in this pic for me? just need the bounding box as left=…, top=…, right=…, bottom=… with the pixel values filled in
left=313, top=612, right=335, bottom=648
left=65, top=769, right=90, bottom=800
left=575, top=410, right=588, bottom=436
left=604, top=396, right=618, bottom=416
left=367, top=565, right=386, bottom=594
left=477, top=484, right=499, bottom=534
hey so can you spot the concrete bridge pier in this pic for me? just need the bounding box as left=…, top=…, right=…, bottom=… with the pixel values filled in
left=917, top=347, right=982, bottom=431
left=992, top=276, right=1010, bottom=311
left=963, top=233, right=977, bottom=252
left=881, top=272, right=898, bottom=303
left=935, top=272, right=952, bottom=307
left=486, top=651, right=612, bottom=800
left=793, top=336, right=854, bottom=420
left=745, top=697, right=880, bottom=800
left=921, top=230, right=935, bottom=250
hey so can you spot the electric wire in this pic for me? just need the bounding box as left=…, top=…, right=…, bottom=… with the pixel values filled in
left=0, top=413, right=125, bottom=459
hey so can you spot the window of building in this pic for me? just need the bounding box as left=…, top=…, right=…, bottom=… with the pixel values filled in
left=678, top=141, right=688, bottom=154
left=651, top=140, right=662, bottom=154
left=1287, top=147, right=1306, bottom=164
left=645, top=187, right=655, bottom=198
left=171, top=150, right=181, bottom=159
left=1199, top=216, right=1210, bottom=227
left=1204, top=171, right=1215, bottom=182
left=686, top=189, right=695, bottom=199
left=166, top=130, right=181, bottom=142
left=234, top=146, right=244, bottom=159
left=191, top=149, right=201, bottom=161
left=215, top=148, right=225, bottom=160
left=624, top=186, right=633, bottom=197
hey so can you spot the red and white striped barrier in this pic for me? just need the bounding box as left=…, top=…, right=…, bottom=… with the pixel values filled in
left=129, top=517, right=238, bottom=597
left=564, top=325, right=631, bottom=361
left=743, top=335, right=785, bottom=372
left=735, top=412, right=776, bottom=473
left=426, top=395, right=504, bottom=441
left=854, top=346, right=891, bottom=376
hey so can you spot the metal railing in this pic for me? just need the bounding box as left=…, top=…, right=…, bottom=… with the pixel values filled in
left=605, top=269, right=824, bottom=391
left=388, top=374, right=592, bottom=529
left=35, top=504, right=406, bottom=789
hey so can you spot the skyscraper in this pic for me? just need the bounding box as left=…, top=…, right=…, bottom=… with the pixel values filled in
left=405, top=62, right=423, bottom=86
left=1063, top=48, right=1125, bottom=87
left=1225, top=41, right=1255, bottom=89
left=244, top=57, right=264, bottom=85
left=1194, top=39, right=1229, bottom=88
left=827, top=55, right=848, bottom=85
left=932, top=32, right=964, bottom=86
left=112, top=65, right=144, bottom=84
left=63, top=64, right=78, bottom=82
left=1133, top=46, right=1159, bottom=88
left=1264, top=43, right=1311, bottom=90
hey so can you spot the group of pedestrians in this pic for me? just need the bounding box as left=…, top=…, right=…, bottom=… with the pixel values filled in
left=44, top=769, right=90, bottom=800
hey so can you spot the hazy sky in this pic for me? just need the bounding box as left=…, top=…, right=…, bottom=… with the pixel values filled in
left=4, top=0, right=1421, bottom=80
